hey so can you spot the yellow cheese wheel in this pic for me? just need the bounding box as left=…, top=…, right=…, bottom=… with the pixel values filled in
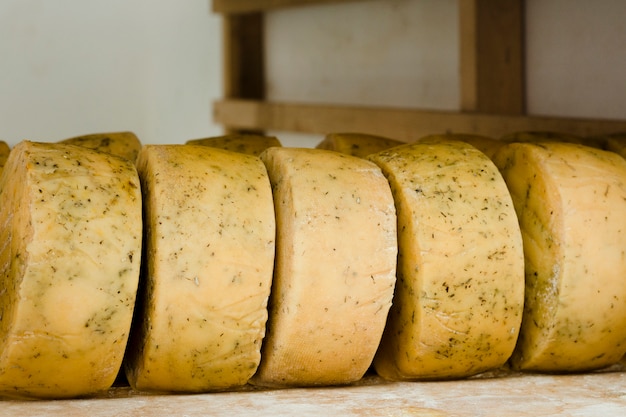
left=252, top=147, right=397, bottom=387
left=0, top=140, right=142, bottom=398
left=0, top=140, right=10, bottom=176
left=60, top=131, right=142, bottom=163
left=493, top=142, right=626, bottom=372
left=417, top=133, right=504, bottom=159
left=316, top=132, right=404, bottom=158
left=369, top=140, right=525, bottom=380
left=125, top=145, right=275, bottom=392
left=186, top=133, right=282, bottom=156
left=501, top=131, right=584, bottom=144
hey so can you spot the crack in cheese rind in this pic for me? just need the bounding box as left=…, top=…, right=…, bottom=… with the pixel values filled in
left=493, top=142, right=626, bottom=372
left=0, top=140, right=142, bottom=399
left=125, top=145, right=275, bottom=392
left=369, top=140, right=524, bottom=380
left=253, top=147, right=397, bottom=387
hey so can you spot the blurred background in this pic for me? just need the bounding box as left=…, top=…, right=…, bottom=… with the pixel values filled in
left=1, top=0, right=625, bottom=147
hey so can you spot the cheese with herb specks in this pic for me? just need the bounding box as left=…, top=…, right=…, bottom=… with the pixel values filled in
left=125, top=145, right=275, bottom=392
left=316, top=132, right=404, bottom=158
left=186, top=134, right=281, bottom=156
left=60, top=131, right=142, bottom=163
left=0, top=140, right=142, bottom=399
left=369, top=140, right=524, bottom=380
left=493, top=141, right=626, bottom=372
left=252, top=147, right=397, bottom=387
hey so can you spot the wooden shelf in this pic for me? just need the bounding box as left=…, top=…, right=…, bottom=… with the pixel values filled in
left=214, top=0, right=626, bottom=139
left=214, top=99, right=626, bottom=140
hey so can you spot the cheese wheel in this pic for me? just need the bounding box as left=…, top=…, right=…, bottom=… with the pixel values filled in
left=125, top=145, right=275, bottom=392
left=60, top=131, right=142, bottom=163
left=417, top=133, right=504, bottom=159
left=0, top=140, right=10, bottom=176
left=186, top=134, right=282, bottom=156
left=368, top=140, right=525, bottom=380
left=0, top=140, right=142, bottom=399
left=492, top=142, right=626, bottom=372
left=501, top=130, right=584, bottom=144
left=252, top=147, right=397, bottom=387
left=316, top=132, right=404, bottom=158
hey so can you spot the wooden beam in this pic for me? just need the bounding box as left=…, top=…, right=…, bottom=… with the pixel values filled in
left=213, top=99, right=626, bottom=142
left=222, top=13, right=265, bottom=100
left=460, top=0, right=525, bottom=115
left=212, top=0, right=364, bottom=14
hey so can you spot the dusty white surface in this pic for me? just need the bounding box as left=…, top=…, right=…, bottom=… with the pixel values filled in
left=3, top=371, right=626, bottom=416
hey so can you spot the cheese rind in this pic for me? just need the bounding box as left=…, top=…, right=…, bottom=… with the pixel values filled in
left=186, top=134, right=282, bottom=156
left=369, top=140, right=525, bottom=380
left=125, top=145, right=275, bottom=392
left=316, top=132, right=404, bottom=158
left=493, top=141, right=626, bottom=372
left=60, top=131, right=142, bottom=163
left=0, top=140, right=142, bottom=399
left=253, top=147, right=397, bottom=387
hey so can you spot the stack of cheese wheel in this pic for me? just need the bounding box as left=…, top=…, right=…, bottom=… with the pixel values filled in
left=1, top=131, right=626, bottom=399
left=492, top=141, right=626, bottom=372
left=124, top=145, right=276, bottom=392
left=368, top=139, right=525, bottom=380
left=0, top=141, right=142, bottom=399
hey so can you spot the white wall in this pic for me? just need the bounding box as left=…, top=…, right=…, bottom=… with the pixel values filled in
left=1, top=0, right=625, bottom=148
left=0, top=0, right=223, bottom=147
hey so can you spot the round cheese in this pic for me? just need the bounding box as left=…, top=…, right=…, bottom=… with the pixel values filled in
left=125, top=145, right=275, bottom=392
left=252, top=147, right=397, bottom=387
left=316, top=132, right=404, bottom=158
left=493, top=141, right=626, bottom=372
left=60, top=131, right=142, bottom=163
left=186, top=134, right=282, bottom=156
left=0, top=140, right=142, bottom=398
left=369, top=140, right=525, bottom=380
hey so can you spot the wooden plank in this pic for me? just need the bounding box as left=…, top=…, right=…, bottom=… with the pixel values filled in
left=213, top=99, right=626, bottom=142
left=459, top=0, right=525, bottom=115
left=4, top=372, right=626, bottom=416
left=212, top=0, right=365, bottom=14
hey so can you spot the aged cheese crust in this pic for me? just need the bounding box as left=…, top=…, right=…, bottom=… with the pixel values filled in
left=125, top=145, right=275, bottom=392
left=369, top=140, right=525, bottom=380
left=0, top=140, right=142, bottom=399
left=493, top=141, right=626, bottom=372
left=252, top=147, right=397, bottom=387
left=186, top=134, right=282, bottom=156
left=316, top=132, right=404, bottom=158
left=60, top=131, right=142, bottom=163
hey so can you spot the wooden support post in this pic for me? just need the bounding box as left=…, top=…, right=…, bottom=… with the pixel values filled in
left=460, top=0, right=525, bottom=115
